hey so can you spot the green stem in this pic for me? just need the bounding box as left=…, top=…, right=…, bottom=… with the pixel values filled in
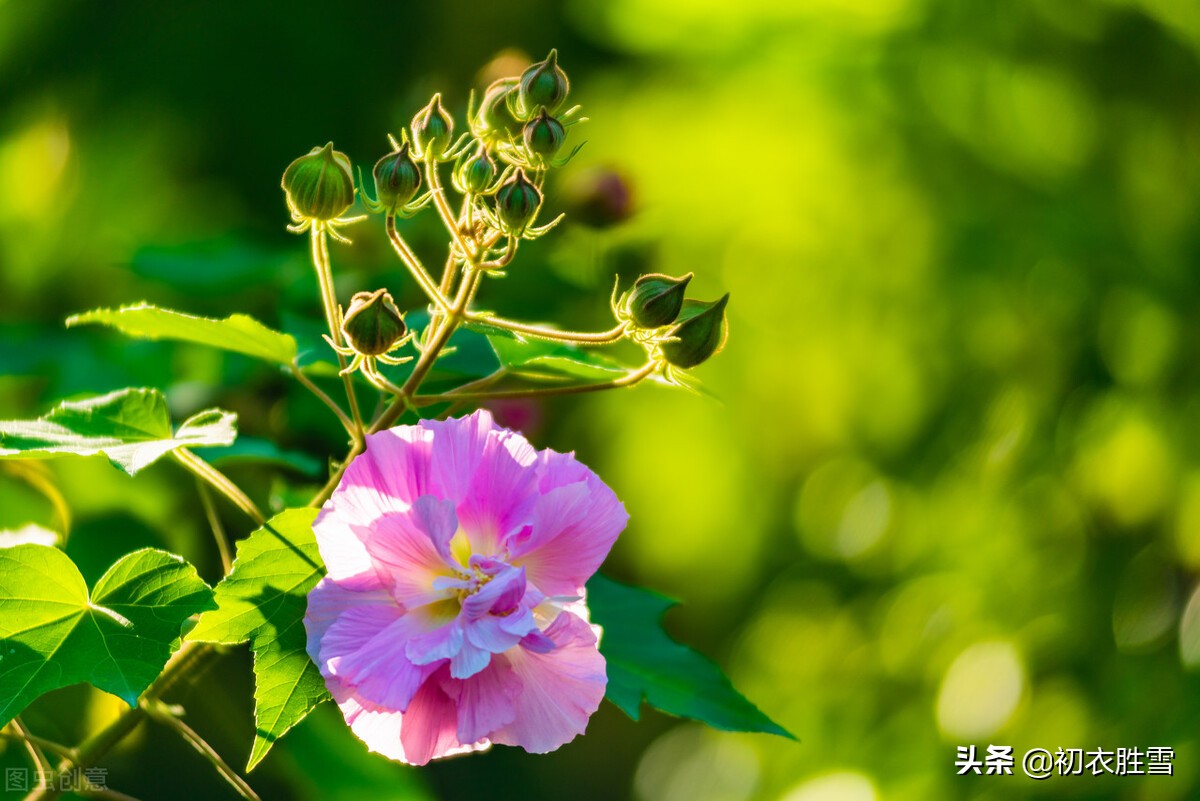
left=311, top=227, right=365, bottom=442
left=173, top=449, right=265, bottom=527
left=1, top=724, right=76, bottom=767
left=25, top=644, right=218, bottom=801
left=385, top=214, right=451, bottom=311
left=466, top=314, right=628, bottom=344
left=143, top=700, right=261, bottom=801
left=426, top=152, right=473, bottom=262
left=371, top=267, right=482, bottom=433
left=413, top=362, right=657, bottom=406
left=289, top=362, right=356, bottom=437
left=195, top=480, right=233, bottom=573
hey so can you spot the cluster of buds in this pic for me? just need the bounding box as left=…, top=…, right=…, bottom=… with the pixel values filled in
left=615, top=273, right=730, bottom=376
left=280, top=49, right=729, bottom=402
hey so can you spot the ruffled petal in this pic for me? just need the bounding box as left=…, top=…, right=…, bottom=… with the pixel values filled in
left=352, top=500, right=459, bottom=609
left=399, top=665, right=479, bottom=766
left=322, top=606, right=442, bottom=712
left=490, top=611, right=607, bottom=753
left=508, top=476, right=628, bottom=597
left=443, top=659, right=522, bottom=744
left=423, top=410, right=540, bottom=555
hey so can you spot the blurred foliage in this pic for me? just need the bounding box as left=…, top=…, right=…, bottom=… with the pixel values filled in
left=3, top=0, right=1200, bottom=799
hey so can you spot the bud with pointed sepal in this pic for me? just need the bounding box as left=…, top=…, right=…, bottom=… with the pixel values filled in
left=662, top=294, right=730, bottom=369
left=495, top=169, right=542, bottom=232
left=342, top=289, right=407, bottom=356
left=411, top=93, right=454, bottom=158
left=281, top=143, right=355, bottom=222
left=455, top=146, right=497, bottom=194
left=372, top=143, right=423, bottom=214
left=515, top=49, right=569, bottom=118
left=523, top=108, right=566, bottom=162
left=627, top=273, right=692, bottom=329
left=473, top=77, right=523, bottom=145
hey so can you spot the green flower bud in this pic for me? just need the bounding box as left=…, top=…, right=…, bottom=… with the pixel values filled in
left=474, top=77, right=523, bottom=144
left=522, top=108, right=566, bottom=161
left=281, top=142, right=355, bottom=222
left=456, top=147, right=497, bottom=194
left=411, top=93, right=454, bottom=157
left=517, top=49, right=569, bottom=118
left=495, top=169, right=542, bottom=231
left=372, top=143, right=422, bottom=213
left=342, top=289, right=406, bottom=356
left=627, top=273, right=692, bottom=329
left=661, top=293, right=730, bottom=369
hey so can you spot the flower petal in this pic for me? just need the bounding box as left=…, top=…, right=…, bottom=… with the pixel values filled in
left=399, top=665, right=480, bottom=765
left=322, top=607, right=442, bottom=712
left=490, top=611, right=607, bottom=753
left=352, top=501, right=459, bottom=609
left=508, top=476, right=628, bottom=597
left=423, top=410, right=540, bottom=555
left=443, top=659, right=522, bottom=744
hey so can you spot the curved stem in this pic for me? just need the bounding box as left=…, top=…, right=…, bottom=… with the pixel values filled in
left=310, top=228, right=365, bottom=442
left=144, top=701, right=260, bottom=801
left=413, top=362, right=657, bottom=406
left=289, top=363, right=356, bottom=437
left=25, top=644, right=217, bottom=801
left=371, top=268, right=482, bottom=433
left=425, top=153, right=473, bottom=262
left=2, top=723, right=77, bottom=766
left=467, top=314, right=628, bottom=344
left=384, top=215, right=451, bottom=311
left=173, top=449, right=265, bottom=527
left=195, top=481, right=233, bottom=574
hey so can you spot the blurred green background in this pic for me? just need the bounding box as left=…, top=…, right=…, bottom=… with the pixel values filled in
left=3, top=0, right=1200, bottom=799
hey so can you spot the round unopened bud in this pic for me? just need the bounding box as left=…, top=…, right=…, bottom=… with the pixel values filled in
left=560, top=168, right=634, bottom=227
left=474, top=77, right=523, bottom=144
left=661, top=293, right=730, bottom=369
left=411, top=93, right=454, bottom=157
left=373, top=144, right=422, bottom=213
left=627, top=273, right=692, bottom=329
left=342, top=289, right=407, bottom=356
left=517, top=49, right=569, bottom=118
left=495, top=169, right=542, bottom=231
left=523, top=108, right=566, bottom=161
left=281, top=143, right=355, bottom=222
left=456, top=147, right=497, bottom=194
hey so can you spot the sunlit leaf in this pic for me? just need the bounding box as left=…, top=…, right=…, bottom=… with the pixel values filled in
left=0, top=546, right=215, bottom=727
left=187, top=508, right=328, bottom=770
left=587, top=575, right=793, bottom=738
left=487, top=333, right=628, bottom=381
left=0, top=388, right=237, bottom=476
left=68, top=304, right=298, bottom=365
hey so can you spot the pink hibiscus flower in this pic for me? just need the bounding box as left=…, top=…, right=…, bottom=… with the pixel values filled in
left=304, top=410, right=628, bottom=764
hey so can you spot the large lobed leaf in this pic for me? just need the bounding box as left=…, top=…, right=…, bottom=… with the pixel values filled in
left=187, top=508, right=328, bottom=770
left=68, top=304, right=298, bottom=365
left=0, top=388, right=236, bottom=475
left=0, top=546, right=215, bottom=727
left=588, top=574, right=793, bottom=738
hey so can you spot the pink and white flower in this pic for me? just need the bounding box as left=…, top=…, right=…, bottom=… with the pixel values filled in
left=304, top=410, right=628, bottom=764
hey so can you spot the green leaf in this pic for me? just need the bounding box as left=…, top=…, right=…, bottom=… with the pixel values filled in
left=0, top=546, right=215, bottom=727
left=0, top=388, right=237, bottom=476
left=587, top=575, right=793, bottom=738
left=188, top=508, right=328, bottom=770
left=487, top=331, right=628, bottom=382
left=68, top=304, right=298, bottom=365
